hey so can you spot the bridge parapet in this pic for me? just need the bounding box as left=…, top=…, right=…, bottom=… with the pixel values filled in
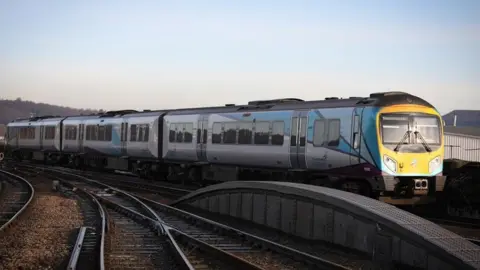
left=172, top=181, right=480, bottom=270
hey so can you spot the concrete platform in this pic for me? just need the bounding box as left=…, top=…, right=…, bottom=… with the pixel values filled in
left=172, top=181, right=480, bottom=270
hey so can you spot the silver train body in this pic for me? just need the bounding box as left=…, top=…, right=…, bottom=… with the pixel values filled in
left=5, top=92, right=447, bottom=203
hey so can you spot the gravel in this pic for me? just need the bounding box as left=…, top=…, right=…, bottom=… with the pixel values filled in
left=0, top=178, right=83, bottom=270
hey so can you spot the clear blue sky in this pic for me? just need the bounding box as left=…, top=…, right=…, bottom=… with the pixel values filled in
left=1, top=0, right=478, bottom=114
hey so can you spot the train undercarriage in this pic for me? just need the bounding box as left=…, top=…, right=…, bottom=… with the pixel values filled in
left=3, top=148, right=457, bottom=206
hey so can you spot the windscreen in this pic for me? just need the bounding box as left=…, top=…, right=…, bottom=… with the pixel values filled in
left=380, top=113, right=441, bottom=146
left=381, top=115, right=409, bottom=144
left=414, top=116, right=441, bottom=144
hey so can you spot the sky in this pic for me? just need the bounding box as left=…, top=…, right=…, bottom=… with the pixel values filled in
left=0, top=0, right=479, bottom=115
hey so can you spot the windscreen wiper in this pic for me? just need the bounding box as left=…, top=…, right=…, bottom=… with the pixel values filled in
left=393, top=130, right=411, bottom=152
left=414, top=131, right=432, bottom=152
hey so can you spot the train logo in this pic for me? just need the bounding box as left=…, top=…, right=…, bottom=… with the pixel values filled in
left=411, top=159, right=417, bottom=168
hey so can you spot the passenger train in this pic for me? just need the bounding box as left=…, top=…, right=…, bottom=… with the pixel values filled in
left=4, top=91, right=446, bottom=204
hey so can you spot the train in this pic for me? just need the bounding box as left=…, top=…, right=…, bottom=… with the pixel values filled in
left=4, top=91, right=446, bottom=204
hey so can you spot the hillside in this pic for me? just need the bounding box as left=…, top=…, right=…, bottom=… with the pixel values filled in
left=0, top=98, right=100, bottom=124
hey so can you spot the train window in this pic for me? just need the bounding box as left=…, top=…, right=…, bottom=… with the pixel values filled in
left=212, top=123, right=222, bottom=144
left=144, top=125, right=149, bottom=142
left=313, top=120, right=326, bottom=146
left=65, top=125, right=77, bottom=140
left=29, top=127, right=35, bottom=139
left=98, top=126, right=105, bottom=141
left=86, top=125, right=96, bottom=141
left=91, top=125, right=96, bottom=140
left=327, top=119, right=340, bottom=147
left=138, top=125, right=144, bottom=142
left=176, top=123, right=184, bottom=143
left=85, top=126, right=90, bottom=140
left=271, top=121, right=284, bottom=146
left=184, top=123, right=193, bottom=143
left=44, top=126, right=55, bottom=140
left=238, top=122, right=252, bottom=144
left=254, top=122, right=269, bottom=145
left=169, top=123, right=176, bottom=142
left=290, top=117, right=298, bottom=146
left=203, top=128, right=207, bottom=144
left=93, top=125, right=99, bottom=141
left=64, top=126, right=69, bottom=140
left=89, top=125, right=94, bottom=140
left=105, top=125, right=112, bottom=141
left=223, top=123, right=237, bottom=144
left=130, top=124, right=137, bottom=142
left=197, top=126, right=201, bottom=143
left=299, top=117, right=306, bottom=146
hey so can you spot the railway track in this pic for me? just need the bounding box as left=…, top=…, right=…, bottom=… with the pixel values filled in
left=34, top=165, right=363, bottom=270
left=60, top=181, right=106, bottom=270
left=51, top=170, right=265, bottom=269
left=0, top=169, right=34, bottom=232
left=43, top=165, right=194, bottom=202
left=446, top=204, right=480, bottom=221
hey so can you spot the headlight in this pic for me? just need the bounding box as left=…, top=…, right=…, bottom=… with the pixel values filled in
left=429, top=156, right=441, bottom=173
left=383, top=155, right=397, bottom=173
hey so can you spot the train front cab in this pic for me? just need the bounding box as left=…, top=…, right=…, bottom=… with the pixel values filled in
left=376, top=104, right=446, bottom=204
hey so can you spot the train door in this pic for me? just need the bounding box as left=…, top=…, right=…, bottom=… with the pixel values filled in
left=39, top=125, right=44, bottom=150
left=196, top=115, right=208, bottom=161
left=120, top=122, right=128, bottom=156
left=289, top=111, right=308, bottom=169
left=12, top=127, right=19, bottom=148
left=350, top=108, right=364, bottom=165
left=78, top=124, right=84, bottom=152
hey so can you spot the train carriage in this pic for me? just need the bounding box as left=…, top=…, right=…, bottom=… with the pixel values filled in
left=159, top=93, right=446, bottom=203
left=123, top=111, right=165, bottom=160
left=163, top=113, right=200, bottom=163
left=6, top=116, right=64, bottom=161
left=4, top=91, right=447, bottom=204
left=80, top=115, right=123, bottom=169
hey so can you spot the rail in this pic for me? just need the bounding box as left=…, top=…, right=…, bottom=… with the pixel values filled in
left=36, top=166, right=194, bottom=269
left=167, top=226, right=263, bottom=270
left=67, top=226, right=87, bottom=270
left=139, top=195, right=350, bottom=269
left=94, top=191, right=262, bottom=269
left=22, top=164, right=358, bottom=269
left=0, top=169, right=35, bottom=233
left=61, top=179, right=106, bottom=270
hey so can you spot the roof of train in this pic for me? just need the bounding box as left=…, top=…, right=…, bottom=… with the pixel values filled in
left=6, top=91, right=435, bottom=123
